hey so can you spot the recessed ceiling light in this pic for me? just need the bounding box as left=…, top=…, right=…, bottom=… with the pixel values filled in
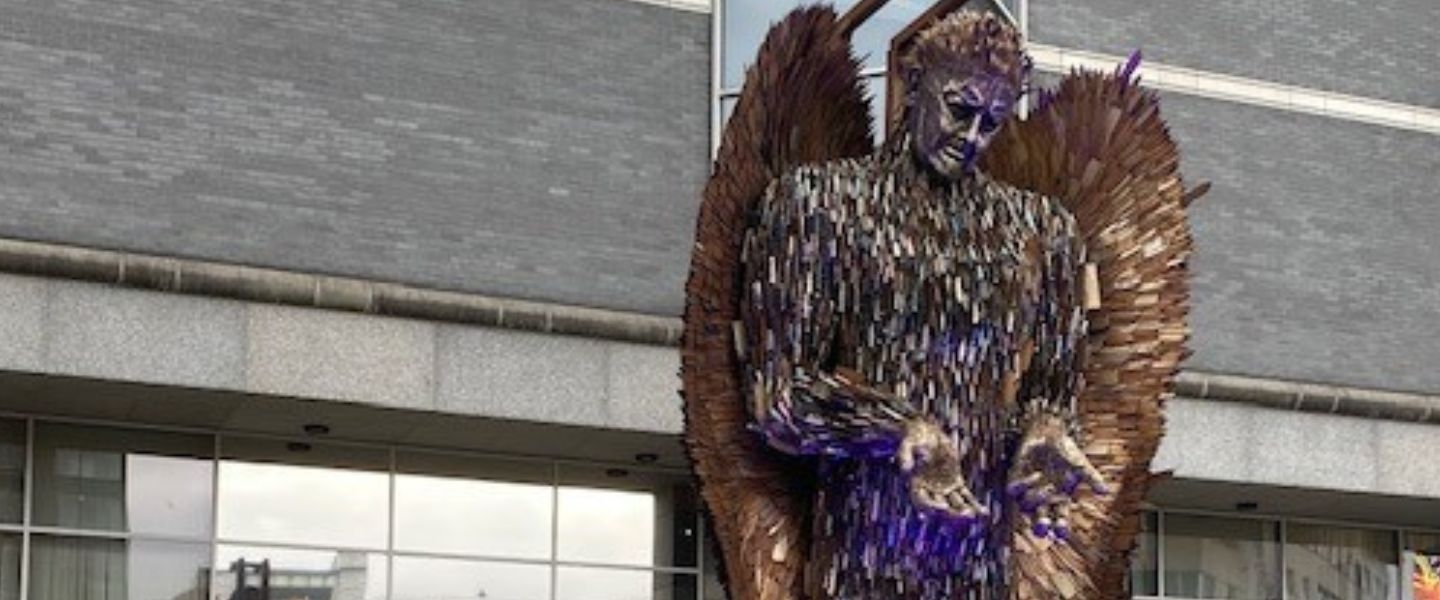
left=606, top=468, right=630, bottom=478
left=634, top=453, right=659, bottom=464
left=302, top=423, right=331, bottom=436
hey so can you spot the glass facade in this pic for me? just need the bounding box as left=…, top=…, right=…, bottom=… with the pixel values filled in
left=1163, top=513, right=1281, bottom=599
left=0, top=416, right=705, bottom=600
left=0, top=412, right=1433, bottom=600
left=716, top=0, right=1019, bottom=142
left=1133, top=511, right=1438, bottom=600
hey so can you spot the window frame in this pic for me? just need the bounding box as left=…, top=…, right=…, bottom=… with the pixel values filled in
left=0, top=412, right=705, bottom=600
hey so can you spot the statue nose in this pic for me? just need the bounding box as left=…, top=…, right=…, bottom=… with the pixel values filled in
left=964, top=115, right=983, bottom=142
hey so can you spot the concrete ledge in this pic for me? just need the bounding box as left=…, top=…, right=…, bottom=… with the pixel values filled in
left=1155, top=397, right=1440, bottom=501
left=0, top=237, right=681, bottom=346
left=1175, top=371, right=1439, bottom=424
left=0, top=272, right=684, bottom=434
left=0, top=236, right=1437, bottom=427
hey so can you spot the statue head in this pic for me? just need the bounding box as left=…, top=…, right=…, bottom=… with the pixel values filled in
left=900, top=11, right=1029, bottom=180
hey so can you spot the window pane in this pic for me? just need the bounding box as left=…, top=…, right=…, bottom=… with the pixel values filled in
left=30, top=536, right=209, bottom=600
left=395, top=451, right=554, bottom=560
left=865, top=75, right=888, bottom=144
left=721, top=0, right=800, bottom=89
left=32, top=423, right=213, bottom=536
left=393, top=555, right=549, bottom=600
left=1131, top=511, right=1159, bottom=596
left=557, top=465, right=699, bottom=568
left=0, top=534, right=17, bottom=600
left=215, top=545, right=386, bottom=600
left=0, top=421, right=23, bottom=525
left=1286, top=523, right=1398, bottom=600
left=218, top=437, right=389, bottom=549
left=703, top=533, right=727, bottom=600
left=1406, top=533, right=1440, bottom=600
left=722, top=0, right=1019, bottom=88
left=1163, top=514, right=1281, bottom=599
left=556, top=567, right=697, bottom=600
left=845, top=0, right=927, bottom=69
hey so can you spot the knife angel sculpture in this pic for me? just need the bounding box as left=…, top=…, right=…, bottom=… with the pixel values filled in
left=681, top=2, right=1197, bottom=598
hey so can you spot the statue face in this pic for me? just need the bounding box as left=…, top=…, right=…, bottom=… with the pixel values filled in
left=907, top=64, right=1017, bottom=180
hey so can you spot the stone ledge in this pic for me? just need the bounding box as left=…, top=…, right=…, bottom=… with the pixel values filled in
left=1, top=236, right=1435, bottom=426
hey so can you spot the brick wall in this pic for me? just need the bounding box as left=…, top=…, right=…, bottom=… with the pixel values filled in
left=1029, top=0, right=1440, bottom=109
left=1164, top=92, right=1440, bottom=394
left=0, top=0, right=710, bottom=315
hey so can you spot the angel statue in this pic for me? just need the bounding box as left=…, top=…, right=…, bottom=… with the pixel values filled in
left=681, top=1, right=1199, bottom=599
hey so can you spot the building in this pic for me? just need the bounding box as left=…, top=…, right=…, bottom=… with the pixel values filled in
left=0, top=0, right=1436, bottom=599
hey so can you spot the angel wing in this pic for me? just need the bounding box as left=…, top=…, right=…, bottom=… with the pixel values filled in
left=981, top=65, right=1199, bottom=599
left=680, top=7, right=873, bottom=600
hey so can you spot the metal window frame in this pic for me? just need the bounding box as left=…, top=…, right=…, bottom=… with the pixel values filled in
left=0, top=410, right=706, bottom=600
left=1148, top=507, right=1438, bottom=600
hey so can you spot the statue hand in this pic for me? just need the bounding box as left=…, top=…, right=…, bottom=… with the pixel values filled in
left=898, top=418, right=987, bottom=523
left=1006, top=412, right=1109, bottom=541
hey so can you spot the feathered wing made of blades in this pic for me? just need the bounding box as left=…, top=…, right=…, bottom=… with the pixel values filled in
left=982, top=69, right=1196, bottom=600
left=680, top=7, right=873, bottom=600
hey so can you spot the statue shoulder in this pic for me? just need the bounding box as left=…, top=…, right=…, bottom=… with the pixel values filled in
left=986, top=176, right=1080, bottom=241
left=762, top=156, right=878, bottom=214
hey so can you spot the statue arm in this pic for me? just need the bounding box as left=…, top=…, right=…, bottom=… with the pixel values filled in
left=1006, top=198, right=1108, bottom=537
left=740, top=169, right=914, bottom=459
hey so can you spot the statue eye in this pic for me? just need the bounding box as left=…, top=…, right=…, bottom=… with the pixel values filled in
left=960, top=86, right=983, bottom=106
left=945, top=94, right=977, bottom=120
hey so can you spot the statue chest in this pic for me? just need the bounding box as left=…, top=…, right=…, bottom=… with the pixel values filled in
left=845, top=183, right=1038, bottom=333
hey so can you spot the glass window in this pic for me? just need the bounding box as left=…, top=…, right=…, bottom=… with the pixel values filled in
left=721, top=0, right=1016, bottom=89
left=392, top=555, right=549, bottom=600
left=0, top=421, right=23, bottom=525
left=218, top=437, right=389, bottom=549
left=1163, top=514, right=1281, bottom=600
left=394, top=451, right=554, bottom=560
left=0, top=534, right=17, bottom=600
left=556, top=566, right=698, bottom=600
left=703, top=531, right=726, bottom=600
left=1286, top=523, right=1398, bottom=600
left=29, top=536, right=209, bottom=600
left=1405, top=532, right=1440, bottom=600
left=215, top=545, right=386, bottom=600
left=556, top=465, right=699, bottom=568
left=32, top=423, right=213, bottom=536
left=1131, top=511, right=1159, bottom=597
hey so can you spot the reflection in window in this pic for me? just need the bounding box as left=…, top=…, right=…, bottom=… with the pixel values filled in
left=0, top=421, right=22, bottom=525
left=214, top=545, right=386, bottom=600
left=218, top=438, right=389, bottom=549
left=1406, top=533, right=1440, bottom=600
left=1286, top=523, right=1397, bottom=600
left=0, top=534, right=17, bottom=600
left=555, top=567, right=697, bottom=600
left=32, top=423, right=213, bottom=536
left=30, top=536, right=209, bottom=600
left=1131, top=512, right=1159, bottom=597
left=392, top=555, right=549, bottom=600
left=703, top=534, right=726, bottom=600
left=1163, top=514, right=1281, bottom=599
left=721, top=0, right=1014, bottom=89
left=557, top=467, right=699, bottom=568
left=395, top=452, right=554, bottom=560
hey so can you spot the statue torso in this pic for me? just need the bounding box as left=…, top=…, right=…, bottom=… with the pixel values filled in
left=748, top=152, right=1084, bottom=598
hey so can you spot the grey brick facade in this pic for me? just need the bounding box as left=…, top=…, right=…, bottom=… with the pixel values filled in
left=5, top=0, right=1440, bottom=396
left=0, top=0, right=709, bottom=315
left=1030, top=0, right=1440, bottom=110
left=1163, top=93, right=1440, bottom=395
